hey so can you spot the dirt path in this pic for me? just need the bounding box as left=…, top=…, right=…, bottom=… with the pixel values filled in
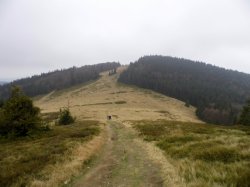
left=71, top=121, right=165, bottom=187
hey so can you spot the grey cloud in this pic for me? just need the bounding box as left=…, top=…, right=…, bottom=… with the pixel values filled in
left=0, top=0, right=250, bottom=80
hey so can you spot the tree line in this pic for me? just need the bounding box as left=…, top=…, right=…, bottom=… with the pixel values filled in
left=118, top=55, right=250, bottom=125
left=0, top=62, right=120, bottom=100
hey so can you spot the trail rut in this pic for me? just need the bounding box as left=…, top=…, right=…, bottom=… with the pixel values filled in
left=72, top=121, right=165, bottom=187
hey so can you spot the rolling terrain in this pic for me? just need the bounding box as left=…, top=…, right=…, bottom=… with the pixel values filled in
left=32, top=67, right=201, bottom=186
left=1, top=67, right=249, bottom=186
left=35, top=67, right=200, bottom=123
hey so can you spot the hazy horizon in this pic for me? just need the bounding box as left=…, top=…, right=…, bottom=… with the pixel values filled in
left=0, top=0, right=250, bottom=81
left=1, top=55, right=250, bottom=82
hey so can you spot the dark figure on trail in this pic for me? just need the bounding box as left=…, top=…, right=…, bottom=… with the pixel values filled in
left=107, top=115, right=112, bottom=120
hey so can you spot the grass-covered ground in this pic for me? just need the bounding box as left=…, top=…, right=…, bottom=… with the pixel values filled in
left=0, top=119, right=100, bottom=187
left=132, top=120, right=250, bottom=187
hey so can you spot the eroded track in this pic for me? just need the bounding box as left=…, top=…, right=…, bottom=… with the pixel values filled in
left=72, top=121, right=165, bottom=187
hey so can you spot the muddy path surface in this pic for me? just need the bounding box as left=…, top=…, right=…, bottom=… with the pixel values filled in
left=71, top=121, right=165, bottom=187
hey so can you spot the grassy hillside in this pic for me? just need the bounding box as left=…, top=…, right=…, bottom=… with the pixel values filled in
left=118, top=55, right=250, bottom=125
left=132, top=120, right=250, bottom=187
left=34, top=67, right=201, bottom=123
left=0, top=118, right=100, bottom=186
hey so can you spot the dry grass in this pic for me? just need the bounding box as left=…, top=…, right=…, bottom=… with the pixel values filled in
left=132, top=120, right=250, bottom=187
left=34, top=67, right=201, bottom=123
left=0, top=119, right=101, bottom=187
left=29, top=67, right=206, bottom=186
left=18, top=67, right=250, bottom=186
left=40, top=111, right=60, bottom=123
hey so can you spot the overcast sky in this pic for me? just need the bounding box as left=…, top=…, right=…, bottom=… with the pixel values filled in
left=0, top=0, right=250, bottom=81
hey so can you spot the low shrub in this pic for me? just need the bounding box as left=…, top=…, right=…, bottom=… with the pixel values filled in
left=58, top=108, right=75, bottom=125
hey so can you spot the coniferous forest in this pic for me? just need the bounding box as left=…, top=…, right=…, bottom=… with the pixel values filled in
left=0, top=62, right=120, bottom=100
left=118, top=56, right=250, bottom=125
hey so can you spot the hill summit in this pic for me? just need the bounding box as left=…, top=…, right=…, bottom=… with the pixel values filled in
left=118, top=55, right=250, bottom=124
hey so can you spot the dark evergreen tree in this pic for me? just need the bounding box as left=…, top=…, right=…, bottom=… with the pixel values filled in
left=0, top=86, right=42, bottom=137
left=238, top=100, right=250, bottom=126
left=0, top=99, right=3, bottom=108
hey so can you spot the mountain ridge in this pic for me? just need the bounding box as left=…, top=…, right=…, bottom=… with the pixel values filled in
left=0, top=62, right=120, bottom=100
left=118, top=55, right=250, bottom=125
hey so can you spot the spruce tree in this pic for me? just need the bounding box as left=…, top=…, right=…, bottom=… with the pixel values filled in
left=0, top=86, right=41, bottom=137
left=238, top=100, right=250, bottom=126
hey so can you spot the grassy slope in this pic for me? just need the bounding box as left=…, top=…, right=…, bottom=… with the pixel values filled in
left=132, top=120, right=250, bottom=187
left=34, top=67, right=201, bottom=123
left=0, top=119, right=101, bottom=187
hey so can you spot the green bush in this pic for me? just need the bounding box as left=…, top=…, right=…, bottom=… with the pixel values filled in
left=58, top=108, right=75, bottom=125
left=0, top=86, right=42, bottom=137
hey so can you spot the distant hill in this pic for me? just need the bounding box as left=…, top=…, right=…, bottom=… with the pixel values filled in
left=0, top=62, right=120, bottom=100
left=118, top=55, right=250, bottom=125
left=0, top=81, right=7, bottom=85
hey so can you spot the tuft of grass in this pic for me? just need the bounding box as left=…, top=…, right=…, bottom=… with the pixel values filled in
left=161, top=135, right=199, bottom=144
left=156, top=110, right=170, bottom=114
left=194, top=146, right=240, bottom=163
left=234, top=165, right=250, bottom=187
left=70, top=127, right=99, bottom=139
left=132, top=120, right=250, bottom=186
left=134, top=122, right=167, bottom=141
left=114, top=101, right=127, bottom=104
left=110, top=91, right=127, bottom=94
left=0, top=120, right=100, bottom=187
left=81, top=102, right=113, bottom=106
